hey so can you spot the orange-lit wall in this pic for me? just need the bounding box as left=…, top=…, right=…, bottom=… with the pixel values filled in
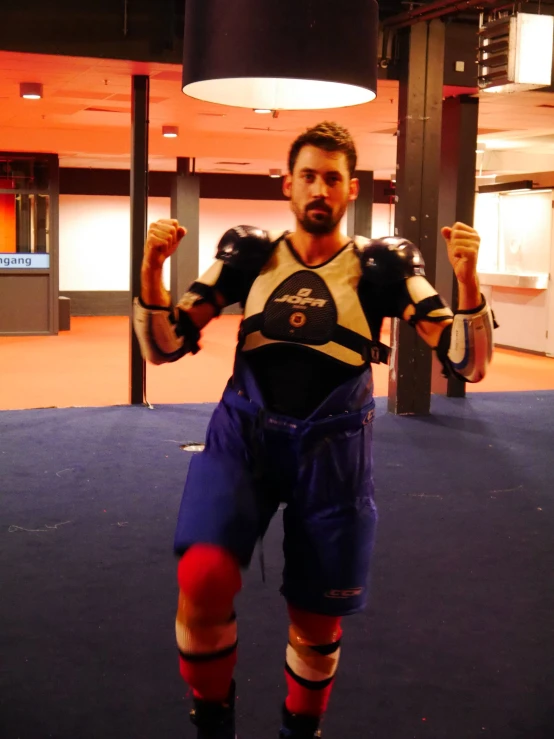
left=0, top=182, right=16, bottom=252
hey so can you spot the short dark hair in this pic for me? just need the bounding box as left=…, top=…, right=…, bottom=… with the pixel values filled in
left=288, top=121, right=357, bottom=177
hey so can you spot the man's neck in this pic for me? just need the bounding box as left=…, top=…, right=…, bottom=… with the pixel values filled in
left=289, top=227, right=350, bottom=266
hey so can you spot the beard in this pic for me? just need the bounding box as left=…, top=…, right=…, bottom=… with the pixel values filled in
left=294, top=199, right=347, bottom=235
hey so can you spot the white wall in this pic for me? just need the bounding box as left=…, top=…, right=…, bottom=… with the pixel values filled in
left=59, top=195, right=171, bottom=291
left=59, top=196, right=396, bottom=290
left=491, top=288, right=549, bottom=353
left=199, top=201, right=396, bottom=275
left=198, top=199, right=295, bottom=275
left=372, top=203, right=395, bottom=238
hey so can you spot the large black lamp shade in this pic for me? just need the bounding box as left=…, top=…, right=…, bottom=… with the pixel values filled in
left=182, top=0, right=379, bottom=110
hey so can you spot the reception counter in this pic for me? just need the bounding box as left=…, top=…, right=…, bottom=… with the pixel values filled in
left=479, top=273, right=551, bottom=355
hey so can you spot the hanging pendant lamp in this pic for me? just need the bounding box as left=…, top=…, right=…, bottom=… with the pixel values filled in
left=182, top=0, right=379, bottom=110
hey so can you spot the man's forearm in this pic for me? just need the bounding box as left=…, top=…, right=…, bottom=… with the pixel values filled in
left=141, top=259, right=170, bottom=307
left=457, top=276, right=481, bottom=311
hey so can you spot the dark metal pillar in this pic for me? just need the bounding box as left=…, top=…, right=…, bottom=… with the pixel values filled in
left=129, top=75, right=149, bottom=405
left=170, top=157, right=200, bottom=303
left=432, top=95, right=479, bottom=397
left=48, top=155, right=60, bottom=335
left=387, top=20, right=445, bottom=415
left=346, top=170, right=374, bottom=238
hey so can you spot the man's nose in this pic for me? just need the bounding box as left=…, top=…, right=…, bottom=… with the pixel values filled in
left=311, top=176, right=330, bottom=198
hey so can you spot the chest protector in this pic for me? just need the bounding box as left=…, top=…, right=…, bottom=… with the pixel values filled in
left=239, top=237, right=389, bottom=367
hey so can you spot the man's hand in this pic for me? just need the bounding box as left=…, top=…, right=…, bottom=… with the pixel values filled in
left=144, top=219, right=187, bottom=269
left=141, top=219, right=186, bottom=307
left=441, top=221, right=481, bottom=310
left=441, top=222, right=480, bottom=285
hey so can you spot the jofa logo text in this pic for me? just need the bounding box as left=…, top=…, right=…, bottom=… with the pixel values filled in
left=274, top=288, right=327, bottom=307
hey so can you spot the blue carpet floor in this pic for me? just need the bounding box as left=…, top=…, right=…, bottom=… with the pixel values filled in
left=1, top=392, right=553, bottom=739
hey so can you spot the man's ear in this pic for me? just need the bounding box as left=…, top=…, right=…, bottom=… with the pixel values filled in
left=349, top=177, right=360, bottom=201
left=283, top=174, right=292, bottom=198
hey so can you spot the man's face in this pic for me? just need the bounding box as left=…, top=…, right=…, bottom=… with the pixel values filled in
left=283, top=145, right=359, bottom=235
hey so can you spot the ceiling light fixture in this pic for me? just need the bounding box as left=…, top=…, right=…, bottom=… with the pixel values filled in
left=478, top=12, right=554, bottom=94
left=478, top=179, right=533, bottom=194
left=254, top=109, right=273, bottom=114
left=269, top=169, right=282, bottom=178
left=20, top=82, right=43, bottom=100
left=162, top=125, right=179, bottom=138
left=182, top=0, right=379, bottom=110
left=481, top=139, right=530, bottom=150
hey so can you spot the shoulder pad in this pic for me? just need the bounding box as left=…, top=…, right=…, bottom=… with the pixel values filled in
left=216, top=225, right=280, bottom=271
left=358, top=237, right=426, bottom=285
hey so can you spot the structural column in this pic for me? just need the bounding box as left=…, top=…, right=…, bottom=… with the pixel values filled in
left=347, top=170, right=374, bottom=239
left=129, top=75, right=150, bottom=405
left=170, top=157, right=200, bottom=303
left=388, top=20, right=445, bottom=415
left=432, top=95, right=479, bottom=397
left=48, top=155, right=60, bottom=334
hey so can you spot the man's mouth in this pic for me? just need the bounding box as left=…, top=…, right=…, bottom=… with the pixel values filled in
left=308, top=206, right=331, bottom=217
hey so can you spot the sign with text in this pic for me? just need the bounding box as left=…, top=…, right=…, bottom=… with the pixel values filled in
left=0, top=253, right=50, bottom=269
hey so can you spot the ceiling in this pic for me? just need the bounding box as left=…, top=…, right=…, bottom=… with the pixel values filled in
left=1, top=49, right=554, bottom=181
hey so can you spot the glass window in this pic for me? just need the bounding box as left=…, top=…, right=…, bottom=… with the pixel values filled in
left=0, top=156, right=49, bottom=191
left=475, top=189, right=552, bottom=276
left=0, top=154, right=51, bottom=267
left=0, top=193, right=50, bottom=268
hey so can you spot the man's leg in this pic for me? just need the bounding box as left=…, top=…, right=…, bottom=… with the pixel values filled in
left=280, top=605, right=343, bottom=738
left=173, top=400, right=279, bottom=736
left=280, top=421, right=377, bottom=736
left=176, top=544, right=242, bottom=702
left=175, top=543, right=242, bottom=739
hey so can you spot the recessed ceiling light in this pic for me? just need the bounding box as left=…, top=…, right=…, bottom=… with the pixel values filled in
left=20, top=82, right=43, bottom=100
left=254, top=109, right=273, bottom=114
left=162, top=125, right=179, bottom=138
left=269, top=168, right=282, bottom=178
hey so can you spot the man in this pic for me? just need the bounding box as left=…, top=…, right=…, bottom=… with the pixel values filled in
left=133, top=122, right=495, bottom=739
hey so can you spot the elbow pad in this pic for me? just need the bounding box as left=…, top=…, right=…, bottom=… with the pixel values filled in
left=132, top=298, right=200, bottom=365
left=437, top=298, right=495, bottom=382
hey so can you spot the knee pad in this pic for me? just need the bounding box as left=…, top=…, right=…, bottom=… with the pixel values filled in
left=177, top=544, right=241, bottom=609
left=286, top=606, right=343, bottom=684
left=288, top=606, right=342, bottom=645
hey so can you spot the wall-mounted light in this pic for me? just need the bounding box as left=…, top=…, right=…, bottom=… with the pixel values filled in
left=478, top=13, right=554, bottom=94
left=269, top=169, right=282, bottom=178
left=182, top=0, right=379, bottom=110
left=20, top=82, right=43, bottom=100
left=162, top=125, right=179, bottom=138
